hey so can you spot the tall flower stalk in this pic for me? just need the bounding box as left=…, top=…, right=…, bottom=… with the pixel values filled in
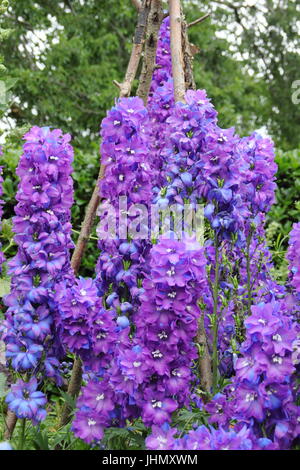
left=2, top=126, right=74, bottom=424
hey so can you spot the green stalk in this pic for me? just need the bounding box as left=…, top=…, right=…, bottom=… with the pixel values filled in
left=246, top=231, right=253, bottom=316
left=212, top=233, right=220, bottom=394
left=18, top=418, right=26, bottom=450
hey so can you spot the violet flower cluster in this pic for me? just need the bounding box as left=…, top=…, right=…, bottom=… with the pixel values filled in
left=148, top=16, right=174, bottom=185
left=71, top=16, right=300, bottom=450
left=206, top=300, right=300, bottom=449
left=69, top=17, right=300, bottom=451
left=1, top=126, right=74, bottom=421
left=72, top=236, right=208, bottom=444
left=146, top=423, right=278, bottom=450
left=133, top=236, right=208, bottom=426
left=287, top=222, right=300, bottom=298
left=96, top=96, right=156, bottom=307
left=54, top=277, right=117, bottom=373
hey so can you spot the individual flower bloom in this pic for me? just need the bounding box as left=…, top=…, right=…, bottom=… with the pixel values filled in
left=180, top=425, right=212, bottom=450
left=90, top=308, right=117, bottom=355
left=72, top=409, right=105, bottom=444
left=142, top=397, right=178, bottom=426
left=235, top=380, right=265, bottom=422
left=71, top=277, right=99, bottom=307
left=205, top=393, right=231, bottom=427
left=6, top=340, right=43, bottom=371
left=258, top=353, right=295, bottom=382
left=21, top=305, right=53, bottom=340
left=244, top=302, right=282, bottom=338
left=148, top=344, right=176, bottom=376
left=210, top=426, right=254, bottom=451
left=145, top=424, right=178, bottom=450
left=77, top=380, right=115, bottom=415
left=263, top=326, right=296, bottom=356
left=6, top=378, right=47, bottom=422
left=235, top=346, right=267, bottom=382
left=259, top=382, right=292, bottom=411
left=118, top=345, right=150, bottom=384
left=163, top=366, right=191, bottom=394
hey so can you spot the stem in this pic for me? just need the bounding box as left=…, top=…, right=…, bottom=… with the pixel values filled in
left=246, top=231, right=253, bottom=316
left=212, top=234, right=220, bottom=394
left=70, top=165, right=104, bottom=276
left=181, top=9, right=196, bottom=91
left=168, top=0, right=186, bottom=103
left=197, top=312, right=212, bottom=397
left=3, top=409, right=17, bottom=440
left=18, top=419, right=26, bottom=450
left=3, top=240, right=14, bottom=254
left=137, top=0, right=164, bottom=105
left=188, top=13, right=210, bottom=28
left=131, top=0, right=142, bottom=10
left=59, top=357, right=83, bottom=428
left=115, top=0, right=151, bottom=98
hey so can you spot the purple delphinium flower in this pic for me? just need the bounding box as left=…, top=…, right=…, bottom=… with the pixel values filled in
left=206, top=299, right=300, bottom=449
left=132, top=236, right=208, bottom=426
left=72, top=409, right=105, bottom=444
left=146, top=424, right=278, bottom=450
left=287, top=222, right=300, bottom=298
left=2, top=127, right=74, bottom=421
left=55, top=277, right=117, bottom=371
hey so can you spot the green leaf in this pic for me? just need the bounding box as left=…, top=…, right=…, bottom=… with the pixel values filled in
left=0, top=372, right=8, bottom=398
left=0, top=277, right=10, bottom=297
left=1, top=218, right=14, bottom=240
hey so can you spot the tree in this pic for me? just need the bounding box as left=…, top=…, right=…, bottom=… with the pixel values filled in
left=1, top=0, right=299, bottom=151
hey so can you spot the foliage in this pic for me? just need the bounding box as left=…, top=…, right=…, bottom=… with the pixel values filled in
left=186, top=0, right=300, bottom=151
left=1, top=0, right=299, bottom=152
left=266, top=147, right=300, bottom=281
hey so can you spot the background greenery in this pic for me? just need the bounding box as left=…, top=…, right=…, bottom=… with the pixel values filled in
left=0, top=0, right=299, bottom=276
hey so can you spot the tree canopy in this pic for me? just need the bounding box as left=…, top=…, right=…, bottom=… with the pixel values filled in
left=1, top=0, right=299, bottom=151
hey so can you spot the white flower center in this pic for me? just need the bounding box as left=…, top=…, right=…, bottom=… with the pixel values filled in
left=245, top=393, right=256, bottom=402
left=166, top=267, right=175, bottom=277
left=151, top=400, right=162, bottom=408
left=158, top=331, right=168, bottom=340
left=152, top=350, right=163, bottom=359
left=167, top=291, right=176, bottom=298
left=272, top=355, right=282, bottom=364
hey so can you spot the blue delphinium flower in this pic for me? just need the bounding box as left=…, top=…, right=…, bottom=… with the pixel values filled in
left=6, top=378, right=47, bottom=424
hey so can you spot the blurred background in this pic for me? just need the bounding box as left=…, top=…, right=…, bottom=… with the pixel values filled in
left=0, top=0, right=299, bottom=280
